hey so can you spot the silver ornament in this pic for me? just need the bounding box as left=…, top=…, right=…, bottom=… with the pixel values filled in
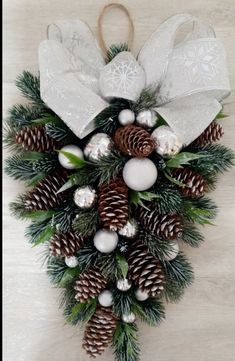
left=98, top=290, right=113, bottom=307
left=84, top=133, right=112, bottom=160
left=136, top=109, right=158, bottom=128
left=164, top=241, right=179, bottom=261
left=58, top=144, right=84, bottom=169
left=116, top=278, right=132, bottom=291
left=135, top=289, right=149, bottom=301
left=122, top=312, right=136, bottom=323
left=151, top=125, right=182, bottom=158
left=118, top=109, right=135, bottom=125
left=65, top=256, right=79, bottom=268
left=118, top=220, right=138, bottom=238
left=73, top=186, right=97, bottom=209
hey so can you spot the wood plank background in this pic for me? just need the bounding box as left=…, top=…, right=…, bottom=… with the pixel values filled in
left=3, top=1, right=235, bottom=360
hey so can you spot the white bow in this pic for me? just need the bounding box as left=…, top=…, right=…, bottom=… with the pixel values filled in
left=39, top=14, right=230, bottom=144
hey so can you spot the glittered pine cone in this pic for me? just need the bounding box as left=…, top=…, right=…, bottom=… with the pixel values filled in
left=171, top=167, right=208, bottom=198
left=194, top=122, right=224, bottom=146
left=15, top=125, right=57, bottom=152
left=98, top=176, right=129, bottom=231
left=136, top=206, right=182, bottom=240
left=49, top=231, right=85, bottom=257
left=128, top=241, right=165, bottom=297
left=82, top=306, right=118, bottom=358
left=113, top=125, right=155, bottom=157
left=74, top=267, right=107, bottom=303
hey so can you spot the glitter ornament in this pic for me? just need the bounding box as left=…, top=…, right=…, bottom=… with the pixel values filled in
left=116, top=278, right=132, bottom=291
left=65, top=256, right=79, bottom=268
left=118, top=220, right=138, bottom=238
left=118, top=109, right=135, bottom=126
left=73, top=186, right=97, bottom=209
left=136, top=109, right=157, bottom=128
left=84, top=133, right=112, bottom=160
left=98, top=290, right=114, bottom=307
left=123, top=158, right=158, bottom=191
left=151, top=125, right=182, bottom=158
left=93, top=229, right=118, bottom=253
left=164, top=241, right=179, bottom=261
left=58, top=145, right=84, bottom=169
left=122, top=312, right=136, bottom=323
left=135, top=289, right=149, bottom=301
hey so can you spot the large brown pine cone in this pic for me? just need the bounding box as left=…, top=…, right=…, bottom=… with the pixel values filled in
left=74, top=267, right=107, bottom=303
left=194, top=122, right=224, bottom=146
left=83, top=306, right=118, bottom=358
left=15, top=125, right=57, bottom=152
left=171, top=167, right=208, bottom=198
left=128, top=241, right=165, bottom=297
left=49, top=231, right=84, bottom=257
left=98, top=176, right=129, bottom=231
left=113, top=125, right=155, bottom=157
left=24, top=171, right=68, bottom=211
left=136, top=206, right=182, bottom=240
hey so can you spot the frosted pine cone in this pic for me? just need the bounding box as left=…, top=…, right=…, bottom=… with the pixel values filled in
left=74, top=267, right=107, bottom=303
left=171, top=167, right=208, bottom=198
left=49, top=231, right=84, bottom=257
left=15, top=125, right=57, bottom=152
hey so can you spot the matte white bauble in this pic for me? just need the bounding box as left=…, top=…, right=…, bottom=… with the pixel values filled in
left=58, top=145, right=84, bottom=169
left=65, top=256, right=79, bottom=268
left=98, top=290, right=113, bottom=307
left=136, top=109, right=157, bottom=128
left=93, top=229, right=118, bottom=253
left=118, top=109, right=135, bottom=125
left=164, top=241, right=179, bottom=261
left=122, top=312, right=136, bottom=323
left=123, top=158, right=158, bottom=191
left=116, top=278, right=132, bottom=291
left=151, top=125, right=182, bottom=158
left=135, top=289, right=149, bottom=301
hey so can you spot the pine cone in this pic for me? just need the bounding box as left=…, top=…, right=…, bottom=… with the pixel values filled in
left=136, top=206, right=182, bottom=240
left=195, top=122, right=224, bottom=146
left=49, top=231, right=84, bottom=257
left=15, top=125, right=57, bottom=152
left=128, top=241, right=165, bottom=297
left=114, top=125, right=155, bottom=157
left=83, top=306, right=117, bottom=358
left=171, top=167, right=208, bottom=198
left=98, top=176, right=129, bottom=231
left=24, top=171, right=68, bottom=211
left=74, top=267, right=107, bottom=303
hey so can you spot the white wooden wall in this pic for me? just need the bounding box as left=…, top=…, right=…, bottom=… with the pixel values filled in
left=3, top=1, right=235, bottom=360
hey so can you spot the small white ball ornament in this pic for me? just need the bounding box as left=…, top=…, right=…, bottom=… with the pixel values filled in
left=122, top=312, right=136, bottom=323
left=65, top=256, right=79, bottom=268
left=116, top=279, right=132, bottom=291
left=73, top=186, right=97, bottom=209
left=135, top=289, right=149, bottom=301
left=84, top=133, right=112, bottom=160
left=164, top=241, right=179, bottom=261
left=58, top=145, right=84, bottom=169
left=118, top=220, right=138, bottom=238
left=98, top=290, right=113, bottom=307
left=93, top=229, right=118, bottom=253
left=123, top=158, right=158, bottom=191
left=118, top=109, right=135, bottom=125
left=151, top=125, right=182, bottom=158
left=136, top=109, right=157, bottom=128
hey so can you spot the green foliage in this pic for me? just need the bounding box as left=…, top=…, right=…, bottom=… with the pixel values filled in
left=129, top=190, right=159, bottom=208
left=162, top=278, right=185, bottom=303
left=25, top=219, right=55, bottom=244
left=116, top=253, right=129, bottom=279
left=7, top=103, right=44, bottom=129
left=151, top=186, right=182, bottom=214
left=182, top=197, right=217, bottom=225
left=131, top=87, right=158, bottom=113
left=47, top=256, right=68, bottom=285
left=76, top=245, right=99, bottom=271
left=67, top=298, right=97, bottom=324
left=132, top=298, right=165, bottom=326
left=106, top=43, right=129, bottom=63
left=112, top=322, right=140, bottom=361
left=59, top=267, right=80, bottom=287
left=5, top=155, right=38, bottom=181
left=33, top=152, right=59, bottom=174
left=112, top=288, right=134, bottom=317
left=165, top=152, right=206, bottom=169
left=53, top=203, right=78, bottom=233
left=72, top=208, right=99, bottom=237
left=15, top=71, right=43, bottom=105
left=163, top=252, right=194, bottom=288
left=45, top=122, right=77, bottom=142
left=140, top=231, right=178, bottom=261
left=57, top=150, right=87, bottom=169
left=181, top=224, right=204, bottom=248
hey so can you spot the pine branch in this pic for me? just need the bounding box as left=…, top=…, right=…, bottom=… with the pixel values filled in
left=151, top=185, right=182, bottom=214
left=76, top=244, right=100, bottom=270
left=25, top=219, right=54, bottom=244
left=53, top=203, right=78, bottom=233
left=5, top=155, right=38, bottom=181
left=182, top=197, right=217, bottom=225
left=113, top=322, right=140, bottom=361
left=97, top=253, right=123, bottom=281
left=47, top=255, right=68, bottom=285
left=7, top=103, right=44, bottom=129
left=181, top=223, right=204, bottom=248
left=112, top=288, right=134, bottom=317
left=15, top=71, right=43, bottom=105
left=131, top=87, right=158, bottom=113
left=106, top=43, right=129, bottom=63
left=66, top=297, right=97, bottom=324
left=132, top=298, right=165, bottom=326
left=139, top=231, right=178, bottom=261
left=72, top=208, right=99, bottom=237
left=161, top=277, right=185, bottom=303
left=33, top=152, right=59, bottom=174
left=162, top=252, right=194, bottom=288
left=45, top=122, right=77, bottom=142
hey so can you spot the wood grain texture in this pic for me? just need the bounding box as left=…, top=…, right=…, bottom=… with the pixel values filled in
left=3, top=1, right=235, bottom=360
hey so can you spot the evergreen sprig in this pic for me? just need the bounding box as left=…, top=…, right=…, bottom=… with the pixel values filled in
left=5, top=155, right=38, bottom=181
left=163, top=252, right=194, bottom=288
left=106, top=43, right=129, bottom=63
left=132, top=298, right=165, bottom=326
left=131, top=87, right=158, bottom=113
left=7, top=103, right=44, bottom=129
left=112, top=322, right=140, bottom=361
left=181, top=224, right=204, bottom=248
left=15, top=71, right=43, bottom=105
left=72, top=208, right=99, bottom=237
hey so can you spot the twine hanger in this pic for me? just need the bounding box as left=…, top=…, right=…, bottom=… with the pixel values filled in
left=97, top=3, right=134, bottom=55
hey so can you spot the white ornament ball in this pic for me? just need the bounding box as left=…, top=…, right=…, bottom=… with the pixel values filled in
left=122, top=312, right=136, bottom=323
left=84, top=133, right=112, bottom=160
left=73, top=186, right=97, bottom=209
left=65, top=256, right=79, bottom=268
left=164, top=241, right=179, bottom=261
left=98, top=290, right=113, bottom=307
left=118, top=109, right=135, bottom=126
left=123, top=158, right=158, bottom=191
left=151, top=125, right=182, bottom=158
left=58, top=145, right=84, bottom=169
left=116, top=278, right=132, bottom=291
left=136, top=109, right=157, bottom=128
left=135, top=289, right=149, bottom=301
left=93, top=229, right=118, bottom=253
left=118, top=220, right=138, bottom=238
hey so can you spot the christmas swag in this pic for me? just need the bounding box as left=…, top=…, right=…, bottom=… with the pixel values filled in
left=4, top=4, right=234, bottom=361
